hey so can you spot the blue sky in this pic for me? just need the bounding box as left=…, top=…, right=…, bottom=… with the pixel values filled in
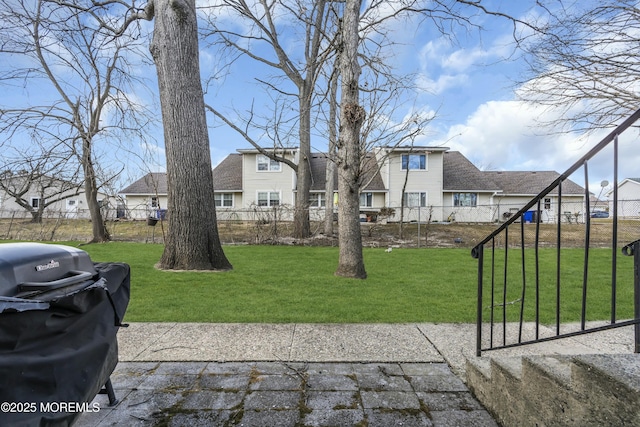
left=2, top=0, right=638, bottom=191
left=194, top=0, right=640, bottom=191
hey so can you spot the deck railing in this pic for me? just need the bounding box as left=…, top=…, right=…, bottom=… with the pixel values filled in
left=472, top=108, right=640, bottom=356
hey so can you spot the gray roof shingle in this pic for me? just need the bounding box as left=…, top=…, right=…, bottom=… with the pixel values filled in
left=212, top=154, right=242, bottom=191
left=120, top=172, right=167, bottom=195
left=309, top=153, right=386, bottom=192
left=443, top=151, right=500, bottom=192
left=485, top=170, right=585, bottom=195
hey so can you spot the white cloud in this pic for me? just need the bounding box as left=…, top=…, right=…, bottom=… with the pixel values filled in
left=416, top=73, right=468, bottom=95
left=428, top=97, right=640, bottom=189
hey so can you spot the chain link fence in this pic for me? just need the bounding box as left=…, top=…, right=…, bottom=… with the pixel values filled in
left=1, top=200, right=639, bottom=247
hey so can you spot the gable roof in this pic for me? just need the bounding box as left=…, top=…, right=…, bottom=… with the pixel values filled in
left=605, top=177, right=640, bottom=197
left=212, top=154, right=242, bottom=191
left=443, top=151, right=500, bottom=192
left=484, top=171, right=585, bottom=195
left=120, top=172, right=167, bottom=195
left=309, top=153, right=386, bottom=192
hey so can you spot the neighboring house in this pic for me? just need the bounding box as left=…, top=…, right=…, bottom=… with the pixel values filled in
left=607, top=178, right=640, bottom=218
left=442, top=151, right=502, bottom=223
left=442, top=151, right=586, bottom=223
left=120, top=147, right=587, bottom=223
left=485, top=170, right=586, bottom=224
left=0, top=174, right=108, bottom=220
left=119, top=172, right=168, bottom=220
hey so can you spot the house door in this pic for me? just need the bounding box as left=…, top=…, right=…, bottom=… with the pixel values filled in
left=66, top=199, right=78, bottom=218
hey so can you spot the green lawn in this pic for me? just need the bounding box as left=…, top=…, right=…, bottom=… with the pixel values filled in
left=34, top=242, right=638, bottom=324
left=78, top=243, right=478, bottom=323
left=479, top=247, right=635, bottom=324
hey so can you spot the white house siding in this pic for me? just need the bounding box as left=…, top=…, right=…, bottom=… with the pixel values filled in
left=121, top=195, right=169, bottom=219
left=608, top=180, right=640, bottom=218
left=441, top=192, right=496, bottom=223
left=241, top=152, right=296, bottom=210
left=214, top=193, right=244, bottom=220
left=0, top=186, right=106, bottom=220
left=382, top=149, right=446, bottom=222
left=492, top=195, right=586, bottom=223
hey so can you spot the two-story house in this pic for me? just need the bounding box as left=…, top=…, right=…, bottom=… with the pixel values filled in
left=120, top=146, right=587, bottom=223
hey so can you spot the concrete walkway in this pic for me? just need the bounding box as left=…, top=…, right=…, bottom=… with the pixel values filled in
left=75, top=322, right=636, bottom=426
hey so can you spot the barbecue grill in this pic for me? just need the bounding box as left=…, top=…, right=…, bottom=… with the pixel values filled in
left=0, top=242, right=130, bottom=427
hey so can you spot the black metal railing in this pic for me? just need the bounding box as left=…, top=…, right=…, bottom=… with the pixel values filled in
left=472, top=108, right=640, bottom=356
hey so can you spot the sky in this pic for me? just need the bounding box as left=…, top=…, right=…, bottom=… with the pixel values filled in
left=194, top=0, right=639, bottom=193
left=1, top=0, right=638, bottom=193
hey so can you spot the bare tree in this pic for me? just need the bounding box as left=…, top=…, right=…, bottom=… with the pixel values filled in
left=323, top=62, right=340, bottom=237
left=201, top=0, right=341, bottom=239
left=0, top=0, right=151, bottom=242
left=517, top=0, right=640, bottom=132
left=0, top=143, right=82, bottom=223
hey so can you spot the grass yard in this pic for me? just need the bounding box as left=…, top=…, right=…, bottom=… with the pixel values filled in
left=66, top=242, right=635, bottom=325
left=77, top=243, right=476, bottom=323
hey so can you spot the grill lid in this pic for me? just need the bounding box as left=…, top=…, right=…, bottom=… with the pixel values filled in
left=0, top=242, right=97, bottom=297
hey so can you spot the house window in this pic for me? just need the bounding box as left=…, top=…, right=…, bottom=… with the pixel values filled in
left=454, top=193, right=477, bottom=207
left=151, top=197, right=158, bottom=208
left=401, top=154, right=426, bottom=170
left=215, top=193, right=233, bottom=207
left=258, top=191, right=280, bottom=207
left=31, top=198, right=41, bottom=208
left=544, top=198, right=551, bottom=210
left=360, top=192, right=373, bottom=207
left=257, top=154, right=281, bottom=172
left=309, top=193, right=326, bottom=208
left=403, top=192, right=427, bottom=207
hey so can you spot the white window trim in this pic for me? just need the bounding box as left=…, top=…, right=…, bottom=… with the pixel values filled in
left=309, top=192, right=326, bottom=208
left=256, top=154, right=282, bottom=172
left=403, top=191, right=428, bottom=208
left=215, top=193, right=234, bottom=208
left=31, top=197, right=41, bottom=208
left=257, top=190, right=281, bottom=207
left=400, top=153, right=428, bottom=171
left=453, top=192, right=478, bottom=208
left=360, top=192, right=373, bottom=208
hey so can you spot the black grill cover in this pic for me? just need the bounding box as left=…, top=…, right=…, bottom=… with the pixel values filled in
left=0, top=243, right=130, bottom=427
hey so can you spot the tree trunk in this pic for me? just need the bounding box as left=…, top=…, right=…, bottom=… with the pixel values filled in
left=335, top=0, right=366, bottom=279
left=150, top=0, right=232, bottom=271
left=398, top=158, right=410, bottom=240
left=294, top=93, right=312, bottom=239
left=30, top=210, right=43, bottom=224
left=324, top=63, right=339, bottom=237
left=83, top=139, right=110, bottom=242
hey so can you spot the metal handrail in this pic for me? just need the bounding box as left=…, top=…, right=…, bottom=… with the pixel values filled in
left=472, top=108, right=640, bottom=356
left=472, top=107, right=640, bottom=258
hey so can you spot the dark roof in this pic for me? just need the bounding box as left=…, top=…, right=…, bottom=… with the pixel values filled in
left=212, top=154, right=242, bottom=191
left=120, top=172, right=167, bottom=195
left=309, top=153, right=386, bottom=192
left=442, top=151, right=585, bottom=196
left=484, top=171, right=585, bottom=195
left=443, top=151, right=500, bottom=192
